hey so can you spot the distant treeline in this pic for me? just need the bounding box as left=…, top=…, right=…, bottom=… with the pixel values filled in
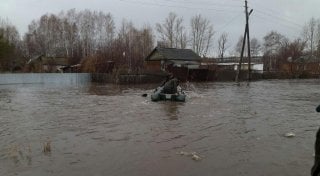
left=0, top=9, right=320, bottom=73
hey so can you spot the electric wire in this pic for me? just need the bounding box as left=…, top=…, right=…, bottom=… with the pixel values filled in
left=119, top=0, right=243, bottom=13
left=254, top=10, right=303, bottom=28
left=253, top=13, right=300, bottom=39
left=253, top=14, right=301, bottom=34
left=160, top=0, right=241, bottom=8
left=250, top=0, right=301, bottom=23
left=247, top=1, right=304, bottom=28
left=215, top=12, right=243, bottom=34
left=253, top=13, right=303, bottom=34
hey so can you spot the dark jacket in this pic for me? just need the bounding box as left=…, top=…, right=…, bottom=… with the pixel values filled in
left=312, top=128, right=320, bottom=176
left=162, top=78, right=178, bottom=94
left=312, top=105, right=320, bottom=176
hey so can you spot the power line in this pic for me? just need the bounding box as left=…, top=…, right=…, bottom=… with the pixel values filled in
left=253, top=12, right=304, bottom=34
left=160, top=0, right=241, bottom=8
left=215, top=12, right=243, bottom=33
left=254, top=10, right=304, bottom=28
left=119, top=0, right=243, bottom=13
left=253, top=13, right=301, bottom=32
left=253, top=14, right=301, bottom=39
left=253, top=13, right=301, bottom=31
left=250, top=1, right=302, bottom=23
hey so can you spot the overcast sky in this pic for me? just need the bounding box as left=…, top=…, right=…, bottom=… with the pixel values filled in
left=1, top=0, right=320, bottom=51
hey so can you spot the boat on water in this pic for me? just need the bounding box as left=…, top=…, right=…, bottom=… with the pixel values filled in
left=151, top=86, right=186, bottom=102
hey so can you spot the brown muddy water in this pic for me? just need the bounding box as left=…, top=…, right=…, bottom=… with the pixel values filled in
left=1, top=78, right=320, bottom=176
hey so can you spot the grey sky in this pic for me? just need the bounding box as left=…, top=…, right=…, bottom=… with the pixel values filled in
left=1, top=0, right=319, bottom=51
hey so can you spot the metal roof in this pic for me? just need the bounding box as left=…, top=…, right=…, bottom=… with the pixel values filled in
left=166, top=60, right=200, bottom=65
left=294, top=55, right=320, bottom=63
left=27, top=55, right=69, bottom=66
left=145, top=47, right=201, bottom=61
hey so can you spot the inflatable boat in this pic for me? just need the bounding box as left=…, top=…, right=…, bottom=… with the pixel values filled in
left=151, top=87, right=186, bottom=102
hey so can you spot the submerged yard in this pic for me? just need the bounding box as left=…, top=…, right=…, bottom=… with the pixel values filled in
left=0, top=76, right=319, bottom=176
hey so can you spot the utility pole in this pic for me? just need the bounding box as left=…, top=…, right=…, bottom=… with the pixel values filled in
left=246, top=1, right=253, bottom=82
left=235, top=0, right=253, bottom=83
left=235, top=25, right=247, bottom=83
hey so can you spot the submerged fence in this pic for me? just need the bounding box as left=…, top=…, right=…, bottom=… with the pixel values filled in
left=0, top=73, right=91, bottom=85
left=91, top=73, right=166, bottom=84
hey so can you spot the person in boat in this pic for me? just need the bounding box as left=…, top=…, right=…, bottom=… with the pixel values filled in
left=160, top=74, right=173, bottom=87
left=162, top=76, right=180, bottom=94
left=312, top=105, right=320, bottom=176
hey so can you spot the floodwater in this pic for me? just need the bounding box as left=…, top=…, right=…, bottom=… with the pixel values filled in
left=0, top=77, right=320, bottom=176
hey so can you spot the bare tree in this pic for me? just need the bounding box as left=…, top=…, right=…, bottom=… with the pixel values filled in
left=190, top=14, right=215, bottom=57
left=315, top=19, right=320, bottom=57
left=262, top=31, right=289, bottom=72
left=24, top=9, right=115, bottom=60
left=234, top=37, right=260, bottom=57
left=0, top=18, right=22, bottom=72
left=176, top=19, right=187, bottom=49
left=95, top=11, right=115, bottom=50
left=250, top=38, right=261, bottom=56
left=139, top=25, right=154, bottom=59
left=114, top=20, right=154, bottom=72
left=25, top=20, right=41, bottom=57
left=78, top=10, right=96, bottom=57
left=234, top=36, right=244, bottom=56
left=263, top=31, right=288, bottom=56
left=279, top=39, right=306, bottom=60
left=25, top=14, right=64, bottom=57
left=156, top=12, right=187, bottom=48
left=303, top=17, right=317, bottom=55
left=0, top=18, right=20, bottom=46
left=217, top=32, right=228, bottom=60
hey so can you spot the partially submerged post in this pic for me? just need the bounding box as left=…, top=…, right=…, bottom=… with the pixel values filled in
left=235, top=26, right=247, bottom=83
left=235, top=0, right=253, bottom=83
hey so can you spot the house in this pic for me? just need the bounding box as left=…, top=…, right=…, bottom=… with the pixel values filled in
left=212, top=56, right=264, bottom=73
left=280, top=55, right=320, bottom=76
left=144, top=47, right=208, bottom=81
left=60, top=64, right=82, bottom=73
left=27, top=55, right=70, bottom=73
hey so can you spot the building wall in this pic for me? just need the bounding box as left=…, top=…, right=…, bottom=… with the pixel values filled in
left=144, top=61, right=161, bottom=71
left=305, top=63, right=320, bottom=74
left=169, top=67, right=188, bottom=81
left=280, top=63, right=292, bottom=73
left=280, top=62, right=320, bottom=74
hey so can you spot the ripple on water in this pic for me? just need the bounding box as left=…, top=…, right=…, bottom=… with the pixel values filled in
left=0, top=80, right=319, bottom=176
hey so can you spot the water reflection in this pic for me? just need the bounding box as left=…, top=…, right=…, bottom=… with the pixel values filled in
left=161, top=102, right=181, bottom=120
left=87, top=83, right=158, bottom=96
left=0, top=79, right=319, bottom=176
left=6, top=144, right=33, bottom=166
left=88, top=83, right=122, bottom=96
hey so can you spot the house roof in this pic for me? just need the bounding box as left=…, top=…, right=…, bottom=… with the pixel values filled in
left=28, top=55, right=69, bottom=66
left=145, top=47, right=201, bottom=61
left=27, top=55, right=44, bottom=64
left=294, top=55, right=320, bottom=63
left=43, top=57, right=69, bottom=66
left=167, top=60, right=200, bottom=66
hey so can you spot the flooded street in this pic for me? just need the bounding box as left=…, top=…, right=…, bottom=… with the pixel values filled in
left=1, top=78, right=320, bottom=176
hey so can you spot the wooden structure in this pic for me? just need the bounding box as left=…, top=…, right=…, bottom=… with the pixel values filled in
left=280, top=56, right=320, bottom=76
left=144, top=47, right=208, bottom=81
left=27, top=55, right=70, bottom=73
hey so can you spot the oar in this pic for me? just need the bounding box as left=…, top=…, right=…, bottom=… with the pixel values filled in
left=142, top=86, right=163, bottom=97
